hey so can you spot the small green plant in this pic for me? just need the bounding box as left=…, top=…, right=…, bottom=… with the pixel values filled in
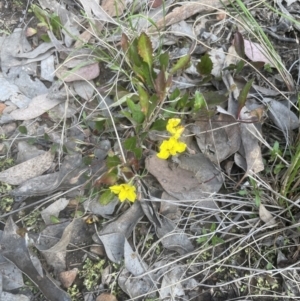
left=196, top=223, right=224, bottom=246
left=281, top=139, right=300, bottom=200
left=120, top=32, right=191, bottom=134
left=22, top=209, right=43, bottom=230
left=249, top=178, right=262, bottom=207
left=29, top=4, right=62, bottom=42
left=79, top=258, right=105, bottom=291
left=0, top=194, right=13, bottom=213
left=68, top=284, right=81, bottom=300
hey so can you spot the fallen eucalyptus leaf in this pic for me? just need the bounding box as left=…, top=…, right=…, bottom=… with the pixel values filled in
left=124, top=239, right=147, bottom=275
left=41, top=198, right=69, bottom=225
left=9, top=153, right=84, bottom=200
left=192, top=113, right=240, bottom=163
left=73, top=80, right=95, bottom=101
left=0, top=150, right=54, bottom=185
left=56, top=63, right=100, bottom=82
left=265, top=98, right=299, bottom=131
left=259, top=204, right=276, bottom=226
left=244, top=39, right=274, bottom=66
left=99, top=233, right=125, bottom=263
left=0, top=217, right=71, bottom=301
left=146, top=154, right=222, bottom=208
left=156, top=216, right=194, bottom=255
left=9, top=93, right=62, bottom=121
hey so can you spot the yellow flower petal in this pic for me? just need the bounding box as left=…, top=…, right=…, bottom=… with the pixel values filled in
left=175, top=140, right=187, bottom=153
left=166, top=118, right=181, bottom=135
left=157, top=139, right=172, bottom=159
left=127, top=188, right=136, bottom=202
left=157, top=149, right=170, bottom=159
left=172, top=126, right=184, bottom=139
left=109, top=185, right=122, bottom=194
left=109, top=183, right=136, bottom=202
left=167, top=137, right=180, bottom=155
left=157, top=136, right=187, bottom=160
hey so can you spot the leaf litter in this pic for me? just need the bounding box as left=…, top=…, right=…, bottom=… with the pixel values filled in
left=0, top=0, right=300, bottom=300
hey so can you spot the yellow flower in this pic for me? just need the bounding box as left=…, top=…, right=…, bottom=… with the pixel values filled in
left=157, top=137, right=187, bottom=159
left=109, top=183, right=136, bottom=202
left=166, top=118, right=184, bottom=139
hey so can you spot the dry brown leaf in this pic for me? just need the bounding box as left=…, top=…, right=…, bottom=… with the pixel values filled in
left=77, top=0, right=114, bottom=22
left=96, top=293, right=118, bottom=301
left=0, top=150, right=54, bottom=185
left=56, top=63, right=100, bottom=82
left=59, top=268, right=78, bottom=288
left=0, top=103, right=6, bottom=114
left=74, top=28, right=93, bottom=48
left=244, top=39, right=275, bottom=67
left=148, top=0, right=163, bottom=8
left=101, top=0, right=125, bottom=17
left=146, top=154, right=222, bottom=208
left=9, top=93, right=62, bottom=121
left=150, top=0, right=229, bottom=31
left=259, top=204, right=276, bottom=226
left=192, top=113, right=241, bottom=163
left=41, top=198, right=69, bottom=225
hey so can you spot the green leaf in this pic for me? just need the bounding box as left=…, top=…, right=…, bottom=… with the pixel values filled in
left=137, top=85, right=149, bottom=115
left=124, top=137, right=137, bottom=151
left=162, top=107, right=177, bottom=118
left=271, top=141, right=280, bottom=157
left=128, top=38, right=143, bottom=67
left=147, top=94, right=159, bottom=118
left=99, top=190, right=115, bottom=205
left=170, top=54, right=190, bottom=74
left=169, top=88, right=180, bottom=101
left=197, top=237, right=207, bottom=244
left=49, top=13, right=61, bottom=36
left=237, top=79, right=254, bottom=116
left=133, top=147, right=142, bottom=159
left=197, top=53, right=213, bottom=75
left=212, top=235, right=225, bottom=245
left=95, top=120, right=105, bottom=132
left=31, top=4, right=48, bottom=24
left=132, top=111, right=145, bottom=124
left=137, top=32, right=153, bottom=69
left=238, top=190, right=247, bottom=196
left=274, top=163, right=285, bottom=175
left=126, top=98, right=145, bottom=124
left=151, top=119, right=168, bottom=131
left=40, top=34, right=51, bottom=42
left=236, top=60, right=245, bottom=73
left=44, top=133, right=50, bottom=141
left=132, top=62, right=153, bottom=88
left=127, top=98, right=138, bottom=113
left=73, top=210, right=83, bottom=218
left=106, top=155, right=121, bottom=168
left=18, top=126, right=27, bottom=135
left=193, top=91, right=206, bottom=112
left=176, top=92, right=189, bottom=109
left=159, top=52, right=169, bottom=69
left=50, top=215, right=60, bottom=224
left=122, top=111, right=132, bottom=122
